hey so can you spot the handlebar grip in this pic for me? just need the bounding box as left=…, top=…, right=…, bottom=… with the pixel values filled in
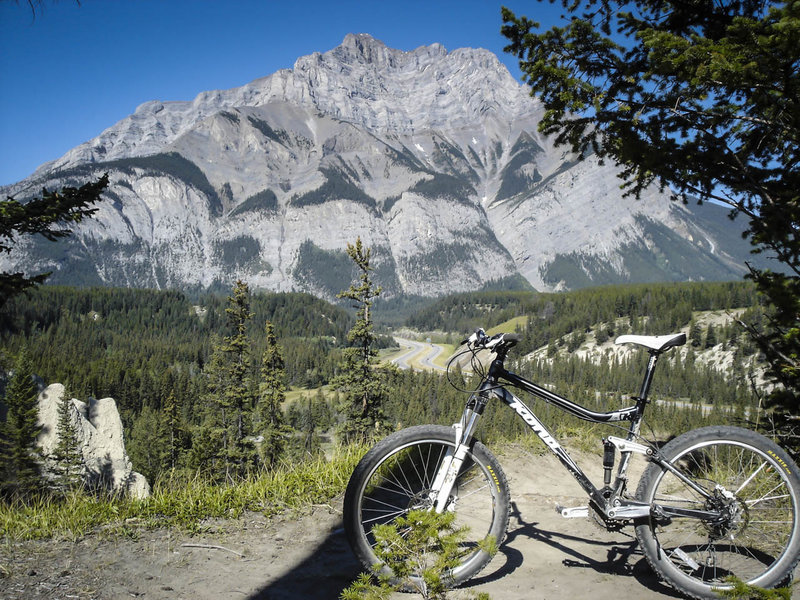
left=463, top=329, right=521, bottom=349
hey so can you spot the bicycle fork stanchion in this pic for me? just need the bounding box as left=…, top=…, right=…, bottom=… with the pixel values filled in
left=430, top=397, right=484, bottom=512
left=430, top=441, right=469, bottom=513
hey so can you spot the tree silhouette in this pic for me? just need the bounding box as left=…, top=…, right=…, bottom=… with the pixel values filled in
left=0, top=348, right=42, bottom=497
left=502, top=1, right=800, bottom=449
left=1, top=175, right=107, bottom=307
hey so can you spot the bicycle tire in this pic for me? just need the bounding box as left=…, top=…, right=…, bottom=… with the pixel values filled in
left=635, top=425, right=800, bottom=599
left=343, top=424, right=510, bottom=587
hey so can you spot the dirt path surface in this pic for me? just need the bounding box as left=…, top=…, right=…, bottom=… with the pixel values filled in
left=1, top=447, right=798, bottom=600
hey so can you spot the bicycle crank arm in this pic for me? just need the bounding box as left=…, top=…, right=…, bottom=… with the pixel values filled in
left=556, top=504, right=589, bottom=518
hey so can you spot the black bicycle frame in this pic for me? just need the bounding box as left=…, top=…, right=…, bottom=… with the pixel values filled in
left=462, top=349, right=722, bottom=521
left=472, top=352, right=659, bottom=513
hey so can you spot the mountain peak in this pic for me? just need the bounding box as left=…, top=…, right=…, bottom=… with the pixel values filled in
left=20, top=34, right=521, bottom=178
left=339, top=33, right=390, bottom=58
left=1, top=33, right=754, bottom=300
left=337, top=33, right=448, bottom=64
left=298, top=33, right=450, bottom=72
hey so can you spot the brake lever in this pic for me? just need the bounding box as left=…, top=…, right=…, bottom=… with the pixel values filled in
left=464, top=327, right=487, bottom=348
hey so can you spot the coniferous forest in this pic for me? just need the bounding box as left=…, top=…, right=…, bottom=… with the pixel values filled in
left=0, top=278, right=769, bottom=494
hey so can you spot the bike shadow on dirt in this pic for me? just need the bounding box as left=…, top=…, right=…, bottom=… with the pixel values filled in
left=246, top=519, right=362, bottom=600
left=243, top=500, right=683, bottom=600
left=466, top=501, right=683, bottom=598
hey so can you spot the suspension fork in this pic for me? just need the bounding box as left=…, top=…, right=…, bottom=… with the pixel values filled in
left=429, top=388, right=490, bottom=512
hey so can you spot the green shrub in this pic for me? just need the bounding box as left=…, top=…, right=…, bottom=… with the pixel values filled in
left=716, top=577, right=793, bottom=600
left=341, top=509, right=493, bottom=600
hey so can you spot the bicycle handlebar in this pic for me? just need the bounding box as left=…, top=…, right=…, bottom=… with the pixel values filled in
left=463, top=328, right=521, bottom=352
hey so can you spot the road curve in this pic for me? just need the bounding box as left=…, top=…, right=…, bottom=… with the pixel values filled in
left=391, top=337, right=448, bottom=372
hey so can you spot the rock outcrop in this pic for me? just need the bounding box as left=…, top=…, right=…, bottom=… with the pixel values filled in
left=36, top=383, right=150, bottom=499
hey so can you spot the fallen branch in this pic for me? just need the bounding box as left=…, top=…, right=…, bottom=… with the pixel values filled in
left=180, top=543, right=244, bottom=557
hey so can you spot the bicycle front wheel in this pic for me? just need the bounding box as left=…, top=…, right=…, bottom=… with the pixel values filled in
left=635, top=426, right=800, bottom=599
left=343, top=424, right=510, bottom=587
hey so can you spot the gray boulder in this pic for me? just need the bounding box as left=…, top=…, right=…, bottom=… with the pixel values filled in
left=36, top=383, right=150, bottom=498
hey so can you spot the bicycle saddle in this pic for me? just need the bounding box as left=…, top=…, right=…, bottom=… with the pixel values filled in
left=614, top=332, right=686, bottom=352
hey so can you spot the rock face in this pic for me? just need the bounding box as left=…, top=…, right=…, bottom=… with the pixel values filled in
left=36, top=383, right=150, bottom=499
left=0, top=34, right=756, bottom=298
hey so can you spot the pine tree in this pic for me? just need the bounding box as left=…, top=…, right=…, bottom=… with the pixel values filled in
left=334, top=238, right=388, bottom=443
left=0, top=348, right=42, bottom=497
left=197, top=280, right=256, bottom=481
left=128, top=407, right=163, bottom=484
left=502, top=0, right=800, bottom=453
left=190, top=336, right=227, bottom=476
left=300, top=394, right=320, bottom=456
left=311, top=388, right=333, bottom=430
left=689, top=319, right=702, bottom=348
left=50, top=387, right=84, bottom=492
left=158, top=391, right=186, bottom=472
left=705, top=324, right=718, bottom=349
left=0, top=175, right=107, bottom=307
left=256, top=321, right=290, bottom=468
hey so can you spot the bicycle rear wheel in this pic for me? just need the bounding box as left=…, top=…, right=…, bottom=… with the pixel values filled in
left=343, top=424, right=510, bottom=587
left=635, top=426, right=800, bottom=599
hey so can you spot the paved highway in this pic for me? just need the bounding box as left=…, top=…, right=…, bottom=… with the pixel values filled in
left=391, top=337, right=447, bottom=372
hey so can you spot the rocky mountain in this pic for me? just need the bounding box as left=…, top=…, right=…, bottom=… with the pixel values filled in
left=1, top=34, right=756, bottom=299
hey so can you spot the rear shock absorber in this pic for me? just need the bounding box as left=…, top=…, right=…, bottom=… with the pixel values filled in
left=602, top=438, right=615, bottom=486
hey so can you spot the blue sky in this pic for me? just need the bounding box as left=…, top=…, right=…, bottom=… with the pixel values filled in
left=0, top=0, right=566, bottom=187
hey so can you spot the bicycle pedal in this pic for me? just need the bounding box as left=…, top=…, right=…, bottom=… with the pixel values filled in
left=555, top=504, right=589, bottom=518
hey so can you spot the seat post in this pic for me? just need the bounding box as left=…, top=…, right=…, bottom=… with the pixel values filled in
left=637, top=350, right=661, bottom=402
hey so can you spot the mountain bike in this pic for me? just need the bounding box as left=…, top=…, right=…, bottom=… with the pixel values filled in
left=343, top=329, right=800, bottom=599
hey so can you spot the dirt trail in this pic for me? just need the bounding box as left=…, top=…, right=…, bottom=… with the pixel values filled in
left=1, top=447, right=797, bottom=600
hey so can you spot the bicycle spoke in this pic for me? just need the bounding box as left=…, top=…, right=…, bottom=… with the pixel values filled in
left=374, top=469, right=415, bottom=498
left=363, top=506, right=412, bottom=528
left=735, top=460, right=768, bottom=495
